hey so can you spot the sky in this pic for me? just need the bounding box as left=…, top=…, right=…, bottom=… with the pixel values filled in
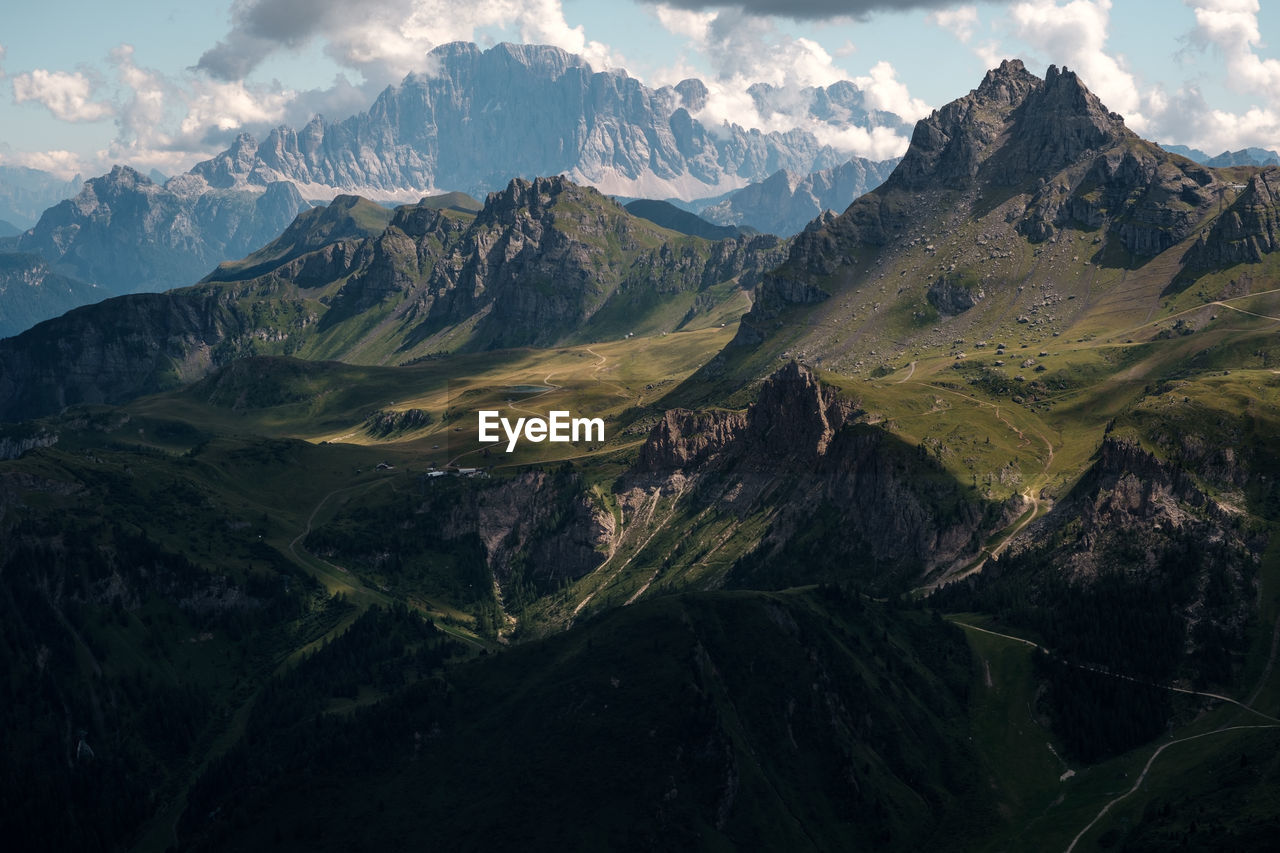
left=1, top=0, right=1278, bottom=179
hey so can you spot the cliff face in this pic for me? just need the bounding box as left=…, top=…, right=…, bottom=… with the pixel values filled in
left=307, top=469, right=613, bottom=599
left=464, top=470, right=614, bottom=588
left=0, top=428, right=57, bottom=461
left=0, top=290, right=261, bottom=419
left=1009, top=437, right=1255, bottom=578
left=623, top=363, right=1004, bottom=591
left=187, top=42, right=901, bottom=201
left=16, top=166, right=309, bottom=295
left=1184, top=169, right=1280, bottom=267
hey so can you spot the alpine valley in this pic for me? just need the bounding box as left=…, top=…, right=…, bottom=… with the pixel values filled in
left=2, top=51, right=1280, bottom=853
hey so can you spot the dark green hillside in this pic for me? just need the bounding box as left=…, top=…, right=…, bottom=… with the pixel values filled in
left=203, top=194, right=392, bottom=283
left=3, top=57, right=1280, bottom=853
left=181, top=588, right=988, bottom=852
left=624, top=198, right=744, bottom=240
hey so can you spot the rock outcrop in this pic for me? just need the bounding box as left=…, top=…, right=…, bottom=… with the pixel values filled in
left=626, top=364, right=1003, bottom=588
left=1184, top=169, right=1280, bottom=268
left=0, top=427, right=57, bottom=460
left=926, top=273, right=984, bottom=315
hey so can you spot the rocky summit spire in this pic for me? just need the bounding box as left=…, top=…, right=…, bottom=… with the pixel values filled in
left=892, top=60, right=1128, bottom=190
left=894, top=58, right=1041, bottom=188
left=1000, top=64, right=1128, bottom=180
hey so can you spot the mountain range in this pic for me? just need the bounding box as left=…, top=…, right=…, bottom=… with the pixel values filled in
left=188, top=41, right=908, bottom=202
left=0, top=41, right=905, bottom=339
left=1164, top=144, right=1280, bottom=168
left=0, top=177, right=786, bottom=419
left=695, top=156, right=901, bottom=236
left=0, top=165, right=84, bottom=229
left=2, top=54, right=1279, bottom=852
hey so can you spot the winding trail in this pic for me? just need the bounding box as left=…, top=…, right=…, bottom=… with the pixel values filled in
left=584, top=345, right=629, bottom=399
left=1064, top=725, right=1279, bottom=853
left=289, top=482, right=374, bottom=577
left=954, top=615, right=1280, bottom=851
left=896, top=360, right=916, bottom=383
left=910, top=383, right=1056, bottom=592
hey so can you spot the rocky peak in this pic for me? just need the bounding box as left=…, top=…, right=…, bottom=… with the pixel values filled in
left=102, top=164, right=152, bottom=190
left=747, top=362, right=858, bottom=457
left=1003, top=64, right=1127, bottom=178
left=637, top=362, right=856, bottom=472
left=893, top=60, right=1130, bottom=190
left=674, top=78, right=709, bottom=111
left=974, top=58, right=1042, bottom=106
left=894, top=59, right=1040, bottom=188
left=190, top=133, right=262, bottom=189
left=637, top=409, right=747, bottom=472
left=492, top=41, right=588, bottom=76
left=478, top=175, right=587, bottom=227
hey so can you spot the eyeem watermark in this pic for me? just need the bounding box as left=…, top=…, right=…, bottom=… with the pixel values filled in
left=478, top=410, right=605, bottom=452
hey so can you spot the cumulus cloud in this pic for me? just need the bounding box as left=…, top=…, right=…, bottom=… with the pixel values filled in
left=929, top=5, right=979, bottom=42
left=199, top=0, right=619, bottom=87
left=1144, top=1, right=1280, bottom=153
left=1187, top=0, right=1280, bottom=97
left=102, top=44, right=295, bottom=174
left=1009, top=0, right=1143, bottom=121
left=0, top=147, right=87, bottom=180
left=12, top=69, right=114, bottom=122
left=853, top=61, right=931, bottom=121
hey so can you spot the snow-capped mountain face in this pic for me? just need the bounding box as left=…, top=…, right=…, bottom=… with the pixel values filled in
left=188, top=41, right=910, bottom=202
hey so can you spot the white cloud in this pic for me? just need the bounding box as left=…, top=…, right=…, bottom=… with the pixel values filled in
left=201, top=0, right=621, bottom=85
left=654, top=5, right=716, bottom=40
left=852, top=61, right=931, bottom=121
left=1188, top=0, right=1280, bottom=97
left=11, top=69, right=113, bottom=122
left=811, top=123, right=911, bottom=161
left=1125, top=2, right=1280, bottom=155
left=0, top=148, right=87, bottom=180
left=178, top=80, right=294, bottom=137
left=101, top=45, right=296, bottom=174
left=929, top=5, right=979, bottom=43
left=1009, top=0, right=1143, bottom=121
